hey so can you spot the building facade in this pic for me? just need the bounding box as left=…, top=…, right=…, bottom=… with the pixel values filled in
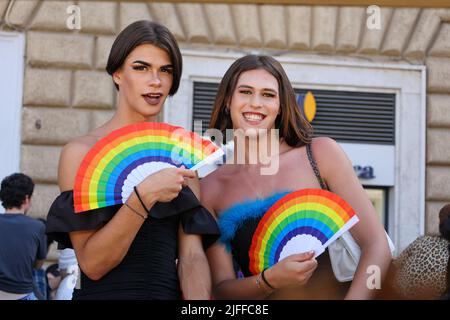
left=0, top=1, right=449, bottom=259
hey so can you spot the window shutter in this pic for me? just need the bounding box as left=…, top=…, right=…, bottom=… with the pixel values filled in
left=193, top=82, right=395, bottom=145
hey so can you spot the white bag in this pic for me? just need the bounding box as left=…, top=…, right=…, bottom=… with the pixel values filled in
left=328, top=230, right=395, bottom=282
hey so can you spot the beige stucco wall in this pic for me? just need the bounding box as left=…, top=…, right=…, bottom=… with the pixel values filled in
left=0, top=1, right=449, bottom=249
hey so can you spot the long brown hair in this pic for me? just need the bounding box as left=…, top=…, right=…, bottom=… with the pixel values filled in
left=209, top=55, right=312, bottom=147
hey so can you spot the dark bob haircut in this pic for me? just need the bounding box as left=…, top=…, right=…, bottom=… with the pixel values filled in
left=0, top=173, right=34, bottom=209
left=106, top=20, right=182, bottom=96
left=209, top=55, right=312, bottom=147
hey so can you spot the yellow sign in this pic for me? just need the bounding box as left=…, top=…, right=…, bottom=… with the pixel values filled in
left=304, top=91, right=317, bottom=122
left=298, top=91, right=317, bottom=122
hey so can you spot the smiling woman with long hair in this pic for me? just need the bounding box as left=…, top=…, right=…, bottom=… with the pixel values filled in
left=46, top=21, right=219, bottom=300
left=201, top=55, right=392, bottom=300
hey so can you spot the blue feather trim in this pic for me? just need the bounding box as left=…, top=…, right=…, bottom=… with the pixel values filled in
left=217, top=191, right=291, bottom=251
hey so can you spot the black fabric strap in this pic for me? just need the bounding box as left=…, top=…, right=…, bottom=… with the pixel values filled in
left=306, top=143, right=328, bottom=190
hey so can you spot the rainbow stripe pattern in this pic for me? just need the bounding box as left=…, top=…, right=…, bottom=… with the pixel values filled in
left=73, top=122, right=223, bottom=213
left=249, top=188, right=359, bottom=275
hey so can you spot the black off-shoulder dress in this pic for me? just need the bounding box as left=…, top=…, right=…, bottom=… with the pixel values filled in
left=46, top=187, right=219, bottom=300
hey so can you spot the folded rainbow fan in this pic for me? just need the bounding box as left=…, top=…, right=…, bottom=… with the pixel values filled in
left=73, top=122, right=224, bottom=213
left=249, top=188, right=359, bottom=275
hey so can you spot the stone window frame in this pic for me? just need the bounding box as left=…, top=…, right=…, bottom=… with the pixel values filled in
left=0, top=31, right=25, bottom=207
left=165, top=50, right=426, bottom=253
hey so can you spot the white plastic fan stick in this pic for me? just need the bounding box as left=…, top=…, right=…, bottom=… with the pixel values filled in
left=190, top=148, right=224, bottom=171
left=134, top=165, right=148, bottom=180
left=126, top=173, right=142, bottom=186
left=322, top=215, right=360, bottom=250
left=121, top=162, right=176, bottom=203
left=278, top=234, right=324, bottom=261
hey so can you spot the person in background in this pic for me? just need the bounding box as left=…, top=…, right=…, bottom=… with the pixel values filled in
left=385, top=204, right=450, bottom=299
left=31, top=218, right=54, bottom=300
left=42, top=248, right=79, bottom=300
left=0, top=173, right=47, bottom=300
left=55, top=248, right=79, bottom=300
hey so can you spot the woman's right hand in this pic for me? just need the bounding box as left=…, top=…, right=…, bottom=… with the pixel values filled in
left=264, top=251, right=318, bottom=289
left=138, top=166, right=197, bottom=203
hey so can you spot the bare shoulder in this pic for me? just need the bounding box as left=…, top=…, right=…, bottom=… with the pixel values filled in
left=310, top=137, right=344, bottom=160
left=311, top=136, right=340, bottom=152
left=310, top=137, right=350, bottom=175
left=58, top=135, right=98, bottom=191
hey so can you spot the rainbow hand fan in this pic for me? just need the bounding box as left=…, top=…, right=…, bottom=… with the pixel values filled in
left=73, top=122, right=224, bottom=213
left=249, top=188, right=359, bottom=275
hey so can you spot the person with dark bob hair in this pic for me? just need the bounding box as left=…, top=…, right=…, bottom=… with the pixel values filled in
left=46, top=21, right=219, bottom=300
left=201, top=55, right=392, bottom=299
left=106, top=20, right=182, bottom=96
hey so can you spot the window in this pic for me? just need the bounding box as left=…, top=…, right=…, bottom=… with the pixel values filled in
left=192, top=82, right=396, bottom=144
left=0, top=32, right=25, bottom=211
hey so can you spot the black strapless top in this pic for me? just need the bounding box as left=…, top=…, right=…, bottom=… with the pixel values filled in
left=46, top=187, right=219, bottom=300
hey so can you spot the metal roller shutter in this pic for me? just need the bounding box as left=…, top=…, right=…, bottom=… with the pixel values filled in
left=193, top=82, right=395, bottom=145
